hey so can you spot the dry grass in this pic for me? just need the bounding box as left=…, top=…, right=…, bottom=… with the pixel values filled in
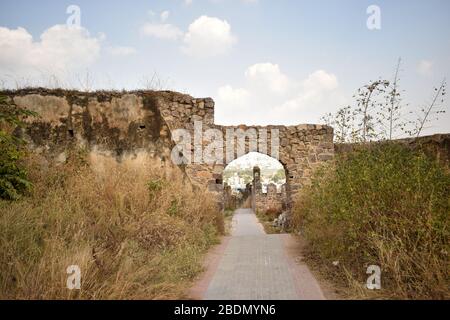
left=241, top=197, right=252, bottom=209
left=292, top=143, right=449, bottom=300
left=0, top=150, right=223, bottom=299
left=265, top=207, right=282, bottom=220
left=255, top=208, right=282, bottom=234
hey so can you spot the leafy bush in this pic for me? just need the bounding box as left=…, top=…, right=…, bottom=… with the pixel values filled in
left=0, top=132, right=30, bottom=199
left=292, top=143, right=449, bottom=299
left=0, top=95, right=37, bottom=200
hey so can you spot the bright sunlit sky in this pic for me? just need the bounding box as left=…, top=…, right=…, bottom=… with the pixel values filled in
left=1, top=0, right=449, bottom=134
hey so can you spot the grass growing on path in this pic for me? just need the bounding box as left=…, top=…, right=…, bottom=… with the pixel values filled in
left=255, top=209, right=281, bottom=234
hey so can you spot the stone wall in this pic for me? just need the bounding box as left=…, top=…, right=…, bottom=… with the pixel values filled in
left=2, top=88, right=335, bottom=209
left=254, top=183, right=287, bottom=214
left=222, top=184, right=241, bottom=211
left=251, top=166, right=287, bottom=214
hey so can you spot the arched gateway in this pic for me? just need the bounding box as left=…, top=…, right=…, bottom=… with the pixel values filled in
left=4, top=89, right=334, bottom=209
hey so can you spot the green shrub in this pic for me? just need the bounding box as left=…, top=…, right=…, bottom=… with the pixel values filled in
left=0, top=132, right=30, bottom=200
left=293, top=142, right=449, bottom=299
left=0, top=95, right=37, bottom=200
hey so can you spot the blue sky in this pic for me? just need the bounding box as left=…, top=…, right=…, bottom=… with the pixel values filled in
left=0, top=0, right=449, bottom=135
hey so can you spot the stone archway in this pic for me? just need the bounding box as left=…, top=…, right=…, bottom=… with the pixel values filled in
left=182, top=122, right=334, bottom=210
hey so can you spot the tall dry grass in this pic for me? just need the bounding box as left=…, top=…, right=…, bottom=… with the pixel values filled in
left=292, top=143, right=449, bottom=299
left=0, top=149, right=223, bottom=299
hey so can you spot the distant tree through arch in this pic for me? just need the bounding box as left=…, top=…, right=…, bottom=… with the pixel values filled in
left=223, top=152, right=286, bottom=194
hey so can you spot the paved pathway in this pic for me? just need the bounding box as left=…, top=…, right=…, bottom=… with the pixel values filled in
left=204, top=208, right=325, bottom=300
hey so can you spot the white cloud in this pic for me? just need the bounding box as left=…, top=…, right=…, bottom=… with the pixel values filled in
left=140, top=14, right=237, bottom=58
left=97, top=32, right=106, bottom=41
left=140, top=10, right=182, bottom=40
left=417, top=60, right=433, bottom=76
left=215, top=63, right=344, bottom=125
left=245, top=63, right=291, bottom=94
left=160, top=11, right=170, bottom=22
left=107, top=46, right=137, bottom=56
left=218, top=85, right=251, bottom=106
left=184, top=0, right=193, bottom=5
left=302, top=70, right=338, bottom=91
left=140, top=22, right=183, bottom=40
left=0, top=25, right=101, bottom=80
left=273, top=70, right=339, bottom=116
left=182, top=16, right=237, bottom=58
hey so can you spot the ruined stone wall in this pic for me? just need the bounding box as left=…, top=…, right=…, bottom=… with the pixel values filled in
left=251, top=166, right=287, bottom=214
left=254, top=183, right=286, bottom=214
left=2, top=88, right=335, bottom=209
left=222, top=184, right=240, bottom=211
left=4, top=89, right=211, bottom=164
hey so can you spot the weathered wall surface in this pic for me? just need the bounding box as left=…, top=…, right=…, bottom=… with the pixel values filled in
left=2, top=88, right=335, bottom=208
left=7, top=89, right=201, bottom=163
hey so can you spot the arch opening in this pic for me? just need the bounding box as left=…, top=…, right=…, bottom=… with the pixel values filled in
left=222, top=152, right=289, bottom=223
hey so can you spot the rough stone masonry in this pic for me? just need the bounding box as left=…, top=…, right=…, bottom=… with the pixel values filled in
left=1, top=88, right=335, bottom=209
left=251, top=166, right=288, bottom=214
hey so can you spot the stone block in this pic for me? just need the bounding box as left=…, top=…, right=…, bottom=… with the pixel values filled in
left=318, top=153, right=334, bottom=161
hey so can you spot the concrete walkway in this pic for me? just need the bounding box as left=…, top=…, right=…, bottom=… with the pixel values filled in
left=204, top=208, right=325, bottom=300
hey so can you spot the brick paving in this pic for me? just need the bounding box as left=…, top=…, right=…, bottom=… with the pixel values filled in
left=204, top=209, right=325, bottom=300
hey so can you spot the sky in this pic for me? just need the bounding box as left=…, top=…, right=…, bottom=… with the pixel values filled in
left=225, top=152, right=283, bottom=171
left=0, top=0, right=449, bottom=135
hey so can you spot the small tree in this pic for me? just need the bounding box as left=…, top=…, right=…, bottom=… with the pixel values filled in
left=321, top=105, right=354, bottom=143
left=322, top=59, right=447, bottom=143
left=0, top=95, right=37, bottom=200
left=271, top=168, right=286, bottom=183
left=407, top=79, right=447, bottom=138
left=354, top=80, right=390, bottom=142
left=377, top=58, right=408, bottom=140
